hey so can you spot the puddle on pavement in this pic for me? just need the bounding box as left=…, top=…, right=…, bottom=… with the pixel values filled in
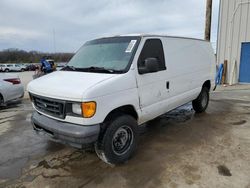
left=0, top=157, right=29, bottom=179
left=161, top=104, right=194, bottom=123
left=155, top=104, right=193, bottom=125
left=139, top=104, right=194, bottom=134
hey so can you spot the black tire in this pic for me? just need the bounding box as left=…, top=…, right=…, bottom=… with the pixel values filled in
left=21, top=68, right=25, bottom=72
left=192, top=87, right=209, bottom=113
left=95, top=114, right=138, bottom=165
left=4, top=69, right=9, bottom=72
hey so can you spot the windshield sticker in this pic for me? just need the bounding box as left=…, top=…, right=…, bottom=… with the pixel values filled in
left=125, top=40, right=137, bottom=53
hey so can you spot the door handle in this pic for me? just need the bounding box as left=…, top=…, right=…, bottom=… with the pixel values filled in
left=166, top=81, right=170, bottom=89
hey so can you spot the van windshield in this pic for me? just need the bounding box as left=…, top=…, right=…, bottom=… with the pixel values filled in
left=64, top=37, right=140, bottom=73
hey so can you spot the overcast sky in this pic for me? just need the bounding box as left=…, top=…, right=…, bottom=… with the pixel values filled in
left=0, top=0, right=219, bottom=53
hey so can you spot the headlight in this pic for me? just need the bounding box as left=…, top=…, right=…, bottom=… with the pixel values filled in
left=72, top=103, right=82, bottom=115
left=71, top=101, right=96, bottom=118
left=81, top=102, right=96, bottom=118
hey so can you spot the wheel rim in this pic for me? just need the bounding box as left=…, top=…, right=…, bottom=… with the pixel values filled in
left=201, top=91, right=208, bottom=108
left=112, top=125, right=134, bottom=156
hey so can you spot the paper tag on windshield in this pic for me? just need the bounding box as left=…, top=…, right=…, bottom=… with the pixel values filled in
left=125, top=40, right=137, bottom=53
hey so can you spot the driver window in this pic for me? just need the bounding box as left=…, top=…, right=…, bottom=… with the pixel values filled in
left=138, top=39, right=166, bottom=71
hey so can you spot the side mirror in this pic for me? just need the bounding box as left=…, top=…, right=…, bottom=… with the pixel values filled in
left=138, top=57, right=159, bottom=74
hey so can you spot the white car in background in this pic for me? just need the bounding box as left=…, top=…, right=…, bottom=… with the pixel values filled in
left=0, top=74, right=24, bottom=105
left=0, top=64, right=26, bottom=72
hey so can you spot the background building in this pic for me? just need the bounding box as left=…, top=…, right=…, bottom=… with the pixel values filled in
left=217, top=0, right=250, bottom=84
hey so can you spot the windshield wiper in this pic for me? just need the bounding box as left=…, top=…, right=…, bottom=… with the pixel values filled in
left=78, top=66, right=123, bottom=73
left=62, top=65, right=124, bottom=73
left=61, top=65, right=76, bottom=71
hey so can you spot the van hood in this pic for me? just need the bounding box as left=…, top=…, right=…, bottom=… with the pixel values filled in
left=27, top=71, right=116, bottom=101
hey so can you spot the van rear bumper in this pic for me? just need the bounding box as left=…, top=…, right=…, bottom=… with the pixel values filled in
left=31, top=111, right=100, bottom=148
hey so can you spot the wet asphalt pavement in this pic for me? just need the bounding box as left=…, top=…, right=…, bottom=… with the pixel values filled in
left=1, top=87, right=250, bottom=188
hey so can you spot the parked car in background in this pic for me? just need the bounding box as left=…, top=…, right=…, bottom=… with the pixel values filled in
left=0, top=64, right=4, bottom=72
left=20, top=64, right=30, bottom=71
left=0, top=64, right=9, bottom=72
left=25, top=64, right=39, bottom=71
left=0, top=74, right=24, bottom=105
left=0, top=64, right=25, bottom=72
left=19, top=64, right=27, bottom=71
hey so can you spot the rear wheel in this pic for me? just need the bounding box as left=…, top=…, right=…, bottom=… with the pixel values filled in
left=95, top=114, right=138, bottom=165
left=192, top=87, right=209, bottom=113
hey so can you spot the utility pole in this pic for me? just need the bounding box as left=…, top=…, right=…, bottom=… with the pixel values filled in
left=205, top=0, right=213, bottom=41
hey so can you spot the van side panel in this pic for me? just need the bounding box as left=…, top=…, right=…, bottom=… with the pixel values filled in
left=165, top=38, right=213, bottom=91
left=137, top=37, right=215, bottom=124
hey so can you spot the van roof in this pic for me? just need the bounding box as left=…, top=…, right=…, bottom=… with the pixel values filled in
left=100, top=34, right=208, bottom=42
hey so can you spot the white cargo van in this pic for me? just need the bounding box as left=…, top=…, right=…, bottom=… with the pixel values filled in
left=28, top=34, right=216, bottom=164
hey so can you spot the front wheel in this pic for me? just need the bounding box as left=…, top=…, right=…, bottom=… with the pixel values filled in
left=192, top=87, right=209, bottom=113
left=95, top=114, right=138, bottom=165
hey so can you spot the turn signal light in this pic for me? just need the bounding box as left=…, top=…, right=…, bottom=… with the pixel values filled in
left=81, top=102, right=96, bottom=118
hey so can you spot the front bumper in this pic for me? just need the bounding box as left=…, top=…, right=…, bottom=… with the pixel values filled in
left=31, top=111, right=100, bottom=148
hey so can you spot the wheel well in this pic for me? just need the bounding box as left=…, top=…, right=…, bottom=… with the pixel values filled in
left=104, top=105, right=138, bottom=123
left=202, top=80, right=211, bottom=91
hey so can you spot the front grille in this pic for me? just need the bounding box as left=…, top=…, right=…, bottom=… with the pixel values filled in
left=31, top=94, right=65, bottom=119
